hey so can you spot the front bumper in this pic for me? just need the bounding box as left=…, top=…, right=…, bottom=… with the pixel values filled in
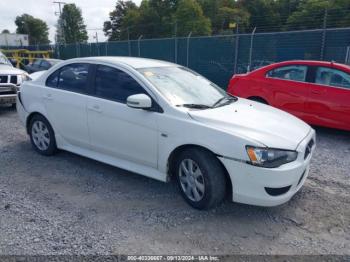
left=219, top=129, right=316, bottom=207
left=0, top=94, right=17, bottom=104
left=0, top=84, right=19, bottom=105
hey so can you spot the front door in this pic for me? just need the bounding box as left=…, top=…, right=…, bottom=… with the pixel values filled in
left=305, top=66, right=350, bottom=130
left=86, top=64, right=159, bottom=168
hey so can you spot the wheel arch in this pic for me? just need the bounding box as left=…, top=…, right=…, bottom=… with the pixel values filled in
left=26, top=112, right=49, bottom=134
left=247, top=96, right=269, bottom=105
left=167, top=144, right=233, bottom=197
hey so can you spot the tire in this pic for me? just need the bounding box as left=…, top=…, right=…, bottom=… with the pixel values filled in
left=248, top=97, right=268, bottom=105
left=175, top=148, right=227, bottom=210
left=29, top=114, right=57, bottom=156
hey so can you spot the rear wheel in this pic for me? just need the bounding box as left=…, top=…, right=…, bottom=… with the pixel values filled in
left=175, top=148, right=227, bottom=210
left=29, top=115, right=57, bottom=156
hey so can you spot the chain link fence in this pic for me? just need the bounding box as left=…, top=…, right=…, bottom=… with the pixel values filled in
left=2, top=27, right=350, bottom=88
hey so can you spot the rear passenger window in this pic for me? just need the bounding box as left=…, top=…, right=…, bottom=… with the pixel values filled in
left=267, top=65, right=307, bottom=82
left=315, top=67, right=350, bottom=89
left=94, top=65, right=146, bottom=103
left=46, top=70, right=60, bottom=88
left=46, top=63, right=90, bottom=93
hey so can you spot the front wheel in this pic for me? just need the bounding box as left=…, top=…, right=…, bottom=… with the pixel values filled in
left=29, top=115, right=57, bottom=156
left=175, top=148, right=227, bottom=210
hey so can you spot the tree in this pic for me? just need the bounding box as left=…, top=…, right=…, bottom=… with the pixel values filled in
left=58, top=4, right=88, bottom=44
left=15, top=14, right=50, bottom=45
left=237, top=0, right=281, bottom=32
left=286, top=0, right=350, bottom=30
left=174, top=0, right=211, bottom=36
left=1, top=29, right=10, bottom=34
left=103, top=0, right=137, bottom=41
left=119, top=0, right=180, bottom=40
left=199, top=0, right=249, bottom=34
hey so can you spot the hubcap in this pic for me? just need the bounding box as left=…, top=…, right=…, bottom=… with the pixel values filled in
left=31, top=120, right=50, bottom=151
left=178, top=159, right=205, bottom=202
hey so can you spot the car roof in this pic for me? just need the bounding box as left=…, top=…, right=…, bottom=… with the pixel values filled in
left=271, top=60, right=349, bottom=70
left=249, top=60, right=350, bottom=76
left=69, top=56, right=176, bottom=69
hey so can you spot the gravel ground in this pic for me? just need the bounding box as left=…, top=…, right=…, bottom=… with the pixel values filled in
left=0, top=105, right=349, bottom=255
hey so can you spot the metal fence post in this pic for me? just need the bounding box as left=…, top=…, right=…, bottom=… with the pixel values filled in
left=127, top=27, right=131, bottom=56
left=233, top=25, right=239, bottom=75
left=75, top=43, right=79, bottom=57
left=105, top=42, right=108, bottom=56
left=345, top=46, right=350, bottom=64
left=320, top=8, right=328, bottom=60
left=248, top=27, right=256, bottom=72
left=138, top=35, right=143, bottom=57
left=186, top=32, right=192, bottom=67
left=174, top=21, right=178, bottom=63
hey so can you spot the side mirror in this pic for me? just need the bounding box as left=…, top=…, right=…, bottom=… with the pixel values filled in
left=127, top=94, right=152, bottom=109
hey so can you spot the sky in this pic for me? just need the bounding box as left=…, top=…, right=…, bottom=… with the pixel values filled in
left=0, top=0, right=142, bottom=43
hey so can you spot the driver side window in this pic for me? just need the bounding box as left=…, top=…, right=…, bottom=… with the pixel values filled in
left=94, top=65, right=146, bottom=103
left=315, top=67, right=350, bottom=89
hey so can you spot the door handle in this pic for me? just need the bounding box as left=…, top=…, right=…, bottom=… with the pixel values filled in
left=43, top=94, right=53, bottom=100
left=311, top=90, right=323, bottom=94
left=88, top=105, right=102, bottom=113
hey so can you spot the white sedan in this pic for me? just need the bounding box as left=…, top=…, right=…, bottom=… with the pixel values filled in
left=17, top=57, right=316, bottom=210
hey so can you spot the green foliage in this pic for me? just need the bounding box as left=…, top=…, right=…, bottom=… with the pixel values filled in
left=59, top=4, right=88, bottom=44
left=100, top=0, right=350, bottom=40
left=286, top=0, right=350, bottom=30
left=1, top=29, right=10, bottom=34
left=103, top=0, right=137, bottom=41
left=174, top=0, right=211, bottom=36
left=15, top=14, right=50, bottom=45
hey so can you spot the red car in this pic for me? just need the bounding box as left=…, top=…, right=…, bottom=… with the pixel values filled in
left=228, top=60, right=350, bottom=131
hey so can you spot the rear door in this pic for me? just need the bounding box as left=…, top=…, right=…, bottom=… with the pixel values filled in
left=42, top=63, right=92, bottom=148
left=264, top=64, right=310, bottom=119
left=305, top=66, right=350, bottom=129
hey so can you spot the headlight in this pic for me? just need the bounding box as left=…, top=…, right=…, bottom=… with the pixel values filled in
left=18, top=73, right=31, bottom=84
left=246, top=146, right=298, bottom=168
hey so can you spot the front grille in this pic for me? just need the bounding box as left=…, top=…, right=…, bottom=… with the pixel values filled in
left=0, top=75, right=8, bottom=83
left=304, top=139, right=314, bottom=159
left=10, top=75, right=17, bottom=84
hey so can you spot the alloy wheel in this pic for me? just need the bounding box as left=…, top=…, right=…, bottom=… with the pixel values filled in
left=31, top=120, right=50, bottom=151
left=178, top=158, right=205, bottom=202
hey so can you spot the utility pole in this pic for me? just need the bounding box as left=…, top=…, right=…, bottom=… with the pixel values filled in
left=93, top=31, right=99, bottom=56
left=54, top=1, right=65, bottom=15
left=53, top=1, right=66, bottom=45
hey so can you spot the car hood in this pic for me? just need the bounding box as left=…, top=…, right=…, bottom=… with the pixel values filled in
left=188, top=98, right=311, bottom=150
left=0, top=64, right=25, bottom=75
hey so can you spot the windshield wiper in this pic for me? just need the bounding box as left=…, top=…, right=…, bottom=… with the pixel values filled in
left=212, top=95, right=237, bottom=108
left=176, top=103, right=212, bottom=109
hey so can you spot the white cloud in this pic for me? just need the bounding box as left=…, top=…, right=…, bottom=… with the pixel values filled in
left=0, top=0, right=142, bottom=44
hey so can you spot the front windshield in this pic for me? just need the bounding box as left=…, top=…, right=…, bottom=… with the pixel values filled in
left=138, top=66, right=227, bottom=107
left=0, top=54, right=11, bottom=66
